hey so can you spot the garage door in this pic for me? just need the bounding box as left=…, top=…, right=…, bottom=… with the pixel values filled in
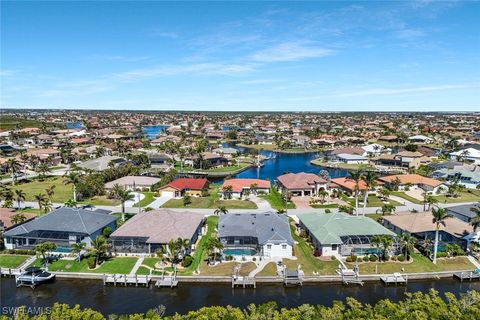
left=161, top=191, right=175, bottom=198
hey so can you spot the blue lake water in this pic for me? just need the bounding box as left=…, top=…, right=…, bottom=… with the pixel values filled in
left=66, top=122, right=83, bottom=129
left=225, top=144, right=348, bottom=181
left=142, top=125, right=170, bottom=140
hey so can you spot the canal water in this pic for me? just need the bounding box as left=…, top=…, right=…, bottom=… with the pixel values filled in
left=1, top=278, right=479, bottom=316
left=142, top=125, right=170, bottom=140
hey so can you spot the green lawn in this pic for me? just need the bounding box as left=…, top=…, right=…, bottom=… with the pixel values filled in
left=346, top=253, right=475, bottom=274
left=347, top=195, right=402, bottom=208
left=0, top=255, right=30, bottom=268
left=162, top=185, right=257, bottom=209
left=133, top=192, right=156, bottom=207
left=259, top=188, right=296, bottom=210
left=432, top=190, right=480, bottom=204
left=186, top=216, right=218, bottom=275
left=256, top=262, right=278, bottom=276
left=391, top=191, right=423, bottom=204
left=16, top=208, right=43, bottom=215
left=283, top=222, right=339, bottom=275
left=310, top=203, right=339, bottom=209
left=82, top=196, right=121, bottom=206
left=31, top=257, right=138, bottom=274
left=15, top=176, right=73, bottom=203
left=0, top=116, right=60, bottom=131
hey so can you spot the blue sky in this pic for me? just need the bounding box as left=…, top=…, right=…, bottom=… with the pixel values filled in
left=1, top=1, right=479, bottom=111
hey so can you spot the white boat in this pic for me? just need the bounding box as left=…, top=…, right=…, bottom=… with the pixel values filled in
left=15, top=267, right=56, bottom=287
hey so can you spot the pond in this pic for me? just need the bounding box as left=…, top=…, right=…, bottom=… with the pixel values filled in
left=1, top=277, right=479, bottom=316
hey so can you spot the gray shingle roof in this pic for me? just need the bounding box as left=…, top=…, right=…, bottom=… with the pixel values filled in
left=218, top=213, right=294, bottom=246
left=447, top=204, right=480, bottom=219
left=4, top=207, right=116, bottom=237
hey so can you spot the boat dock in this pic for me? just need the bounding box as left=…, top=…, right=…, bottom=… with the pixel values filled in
left=103, top=274, right=150, bottom=287
left=453, top=270, right=480, bottom=282
left=283, top=268, right=303, bottom=286
left=232, top=275, right=256, bottom=288
left=339, top=266, right=364, bottom=286
left=381, top=273, right=408, bottom=285
left=155, top=265, right=178, bottom=288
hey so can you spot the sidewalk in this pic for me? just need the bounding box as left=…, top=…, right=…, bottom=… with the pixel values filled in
left=129, top=257, right=145, bottom=275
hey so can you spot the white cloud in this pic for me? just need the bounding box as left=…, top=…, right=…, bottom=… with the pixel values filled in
left=249, top=42, right=334, bottom=62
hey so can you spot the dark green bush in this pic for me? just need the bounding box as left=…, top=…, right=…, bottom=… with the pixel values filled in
left=182, top=255, right=193, bottom=268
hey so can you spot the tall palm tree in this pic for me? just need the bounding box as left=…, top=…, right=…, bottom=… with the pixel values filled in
left=470, top=205, right=480, bottom=232
left=63, top=171, right=81, bottom=202
left=425, top=194, right=439, bottom=211
left=64, top=199, right=78, bottom=208
left=45, top=185, right=56, bottom=200
left=214, top=206, right=228, bottom=215
left=41, top=198, right=52, bottom=214
left=13, top=189, right=26, bottom=209
left=222, top=185, right=233, bottom=200
left=117, top=189, right=134, bottom=222
left=34, top=193, right=47, bottom=211
left=6, top=159, right=21, bottom=185
left=431, top=207, right=453, bottom=264
left=10, top=212, right=27, bottom=225
left=70, top=242, right=86, bottom=261
left=362, top=171, right=377, bottom=216
left=89, top=236, right=107, bottom=267
left=348, top=171, right=363, bottom=215
left=37, top=163, right=51, bottom=180
left=399, top=233, right=416, bottom=261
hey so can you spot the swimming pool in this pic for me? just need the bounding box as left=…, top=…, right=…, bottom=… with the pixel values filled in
left=54, top=246, right=72, bottom=253
left=352, top=248, right=382, bottom=255
left=223, top=248, right=257, bottom=256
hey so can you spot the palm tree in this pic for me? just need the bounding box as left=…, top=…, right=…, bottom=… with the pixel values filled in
left=70, top=242, right=86, bottom=261
left=64, top=199, right=78, bottom=208
left=37, top=163, right=51, bottom=180
left=377, top=203, right=395, bottom=216
left=348, top=171, right=363, bottom=215
left=89, top=236, right=107, bottom=267
left=318, top=189, right=329, bottom=204
left=45, top=185, right=56, bottom=200
left=5, top=158, right=21, bottom=185
left=13, top=189, right=26, bottom=209
left=378, top=187, right=390, bottom=201
left=250, top=183, right=258, bottom=195
left=222, top=185, right=233, bottom=199
left=425, top=195, right=439, bottom=211
left=117, top=189, right=134, bottom=222
left=380, top=235, right=393, bottom=260
left=204, top=237, right=224, bottom=263
left=63, top=171, right=81, bottom=202
left=399, top=233, right=416, bottom=261
left=10, top=212, right=27, bottom=225
left=431, top=207, right=453, bottom=264
left=41, top=198, right=52, bottom=214
left=34, top=193, right=47, bottom=211
left=362, top=171, right=377, bottom=216
left=214, top=206, right=228, bottom=215
left=469, top=205, right=480, bottom=232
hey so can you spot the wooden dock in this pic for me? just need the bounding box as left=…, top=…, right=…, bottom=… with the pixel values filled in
left=232, top=275, right=256, bottom=288
left=284, top=269, right=303, bottom=286
left=155, top=265, right=178, bottom=288
left=339, top=267, right=364, bottom=286
left=103, top=274, right=150, bottom=287
left=381, top=273, right=408, bottom=285
left=453, top=271, right=480, bottom=282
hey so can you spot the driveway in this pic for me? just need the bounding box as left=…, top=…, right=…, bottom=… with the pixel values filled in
left=148, top=196, right=172, bottom=208
left=291, top=196, right=311, bottom=209
left=250, top=196, right=272, bottom=210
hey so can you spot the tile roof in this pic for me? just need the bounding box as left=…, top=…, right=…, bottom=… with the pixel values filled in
left=161, top=178, right=209, bottom=191
left=277, top=172, right=327, bottom=189
left=222, top=179, right=270, bottom=193
left=378, top=174, right=443, bottom=187
left=105, top=176, right=161, bottom=188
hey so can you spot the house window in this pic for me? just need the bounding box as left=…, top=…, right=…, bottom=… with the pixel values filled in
left=282, top=245, right=287, bottom=249
left=267, top=245, right=272, bottom=249
left=332, top=244, right=338, bottom=251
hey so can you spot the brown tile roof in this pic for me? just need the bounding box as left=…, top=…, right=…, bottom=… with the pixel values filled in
left=277, top=172, right=327, bottom=189
left=222, top=179, right=271, bottom=193
left=378, top=174, right=443, bottom=187
left=330, top=177, right=368, bottom=191
left=0, top=208, right=36, bottom=229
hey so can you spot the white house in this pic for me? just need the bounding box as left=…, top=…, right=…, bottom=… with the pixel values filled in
left=408, top=135, right=434, bottom=144
left=449, top=148, right=480, bottom=164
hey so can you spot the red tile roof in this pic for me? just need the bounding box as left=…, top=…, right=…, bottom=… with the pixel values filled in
left=162, top=178, right=209, bottom=191
left=222, top=179, right=271, bottom=193
left=330, top=177, right=368, bottom=191
left=277, top=172, right=327, bottom=189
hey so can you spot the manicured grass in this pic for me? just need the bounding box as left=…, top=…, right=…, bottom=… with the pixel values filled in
left=133, top=192, right=156, bottom=207
left=283, top=222, right=339, bottom=275
left=346, top=253, right=475, bottom=274
left=31, top=257, right=138, bottom=274
left=0, top=255, right=30, bottom=268
left=391, top=191, right=423, bottom=204
left=162, top=186, right=257, bottom=209
left=239, top=262, right=257, bottom=276
left=15, top=176, right=73, bottom=203
left=0, top=116, right=59, bottom=131
left=259, top=188, right=296, bottom=210
left=17, top=208, right=43, bottom=215
left=347, top=195, right=402, bottom=208
left=256, top=262, right=278, bottom=276
left=199, top=261, right=238, bottom=275
left=310, top=203, right=338, bottom=209
left=432, top=190, right=480, bottom=204
left=83, top=196, right=121, bottom=206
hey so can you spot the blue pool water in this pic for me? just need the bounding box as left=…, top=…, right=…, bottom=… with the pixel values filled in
left=55, top=246, right=72, bottom=253
left=142, top=125, right=170, bottom=140
left=223, top=248, right=257, bottom=256
left=352, top=248, right=383, bottom=255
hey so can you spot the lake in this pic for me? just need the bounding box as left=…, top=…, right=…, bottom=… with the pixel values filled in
left=66, top=122, right=83, bottom=129
left=1, top=278, right=478, bottom=317
left=142, top=125, right=170, bottom=140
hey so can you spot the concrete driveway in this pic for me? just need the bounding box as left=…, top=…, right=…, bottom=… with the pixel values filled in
left=291, top=196, right=311, bottom=209
left=148, top=196, right=172, bottom=208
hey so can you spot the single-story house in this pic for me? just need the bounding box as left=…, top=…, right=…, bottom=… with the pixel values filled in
left=218, top=213, right=294, bottom=258
left=159, top=178, right=209, bottom=198
left=361, top=143, right=391, bottom=156
left=449, top=148, right=480, bottom=164
left=148, top=153, right=173, bottom=170
left=329, top=177, right=369, bottom=195
left=78, top=155, right=127, bottom=171
left=109, top=209, right=205, bottom=254
left=446, top=204, right=480, bottom=224
left=408, top=135, right=434, bottom=144
left=378, top=174, right=446, bottom=194
left=104, top=176, right=161, bottom=191
left=3, top=207, right=116, bottom=250
left=383, top=211, right=473, bottom=248
left=0, top=208, right=35, bottom=231
left=221, top=178, right=270, bottom=199
left=277, top=172, right=328, bottom=197
left=298, top=212, right=396, bottom=257
left=333, top=153, right=368, bottom=164
left=431, top=163, right=480, bottom=189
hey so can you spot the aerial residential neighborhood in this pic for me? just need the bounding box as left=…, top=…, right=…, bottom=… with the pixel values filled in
left=1, top=0, right=479, bottom=318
